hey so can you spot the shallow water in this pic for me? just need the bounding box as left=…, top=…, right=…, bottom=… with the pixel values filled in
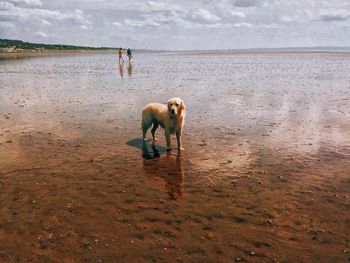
left=0, top=52, right=349, bottom=262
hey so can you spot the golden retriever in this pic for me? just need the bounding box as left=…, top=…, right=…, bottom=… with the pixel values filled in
left=142, top=97, right=185, bottom=151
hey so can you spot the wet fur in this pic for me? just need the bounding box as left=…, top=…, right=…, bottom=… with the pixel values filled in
left=142, top=98, right=185, bottom=151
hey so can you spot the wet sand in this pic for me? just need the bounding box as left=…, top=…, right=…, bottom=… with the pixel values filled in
left=0, top=52, right=350, bottom=262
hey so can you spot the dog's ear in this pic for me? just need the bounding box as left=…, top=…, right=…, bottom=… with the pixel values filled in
left=167, top=101, right=172, bottom=111
left=180, top=101, right=185, bottom=111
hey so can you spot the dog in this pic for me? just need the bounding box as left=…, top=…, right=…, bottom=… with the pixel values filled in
left=142, top=97, right=185, bottom=151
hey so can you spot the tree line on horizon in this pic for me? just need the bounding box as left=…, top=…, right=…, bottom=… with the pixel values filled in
left=0, top=39, right=117, bottom=51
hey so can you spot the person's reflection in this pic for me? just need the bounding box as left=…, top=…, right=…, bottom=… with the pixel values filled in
left=118, top=61, right=124, bottom=78
left=142, top=143, right=184, bottom=200
left=127, top=62, right=133, bottom=77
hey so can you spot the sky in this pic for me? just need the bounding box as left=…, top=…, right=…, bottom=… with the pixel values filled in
left=0, top=0, right=349, bottom=50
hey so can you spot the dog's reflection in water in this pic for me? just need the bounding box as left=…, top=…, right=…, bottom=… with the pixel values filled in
left=142, top=141, right=184, bottom=200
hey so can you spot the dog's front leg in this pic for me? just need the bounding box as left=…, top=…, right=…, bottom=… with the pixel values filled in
left=165, top=130, right=172, bottom=151
left=176, top=130, right=184, bottom=151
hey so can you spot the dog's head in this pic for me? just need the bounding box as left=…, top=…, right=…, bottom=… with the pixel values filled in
left=167, top=97, right=185, bottom=116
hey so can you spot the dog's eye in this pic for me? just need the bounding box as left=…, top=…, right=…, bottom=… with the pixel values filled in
left=169, top=103, right=172, bottom=106
left=175, top=103, right=178, bottom=107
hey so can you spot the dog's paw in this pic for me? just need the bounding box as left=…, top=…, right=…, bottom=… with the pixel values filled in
left=179, top=147, right=185, bottom=151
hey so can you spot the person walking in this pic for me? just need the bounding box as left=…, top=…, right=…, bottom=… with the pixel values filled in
left=118, top=47, right=124, bottom=63
left=127, top=48, right=132, bottom=62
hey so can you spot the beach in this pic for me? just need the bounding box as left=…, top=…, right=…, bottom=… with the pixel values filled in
left=0, top=52, right=349, bottom=262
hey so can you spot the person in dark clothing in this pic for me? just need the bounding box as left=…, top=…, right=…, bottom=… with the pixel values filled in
left=127, top=48, right=132, bottom=62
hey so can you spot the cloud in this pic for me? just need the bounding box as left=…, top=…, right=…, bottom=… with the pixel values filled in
left=191, top=9, right=221, bottom=23
left=205, top=21, right=253, bottom=29
left=79, top=24, right=92, bottom=30
left=35, top=31, right=56, bottom=37
left=40, top=19, right=50, bottom=25
left=233, top=0, right=258, bottom=8
left=143, top=1, right=183, bottom=13
left=0, top=2, right=15, bottom=10
left=259, top=23, right=280, bottom=29
left=280, top=15, right=294, bottom=23
left=232, top=22, right=253, bottom=27
left=0, top=6, right=90, bottom=25
left=319, top=9, right=350, bottom=21
left=320, top=14, right=348, bottom=21
left=230, top=11, right=246, bottom=18
left=124, top=18, right=160, bottom=27
left=121, top=5, right=223, bottom=29
left=112, top=21, right=122, bottom=27
left=8, top=0, right=42, bottom=7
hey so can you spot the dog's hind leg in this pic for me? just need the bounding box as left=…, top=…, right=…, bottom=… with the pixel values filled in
left=151, top=122, right=159, bottom=145
left=142, top=119, right=152, bottom=140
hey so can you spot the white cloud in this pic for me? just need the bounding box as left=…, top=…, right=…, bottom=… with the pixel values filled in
left=232, top=22, right=253, bottom=28
left=0, top=6, right=90, bottom=24
left=35, top=31, right=56, bottom=37
left=79, top=24, right=93, bottom=30
left=259, top=23, right=280, bottom=29
left=143, top=1, right=183, bottom=13
left=40, top=19, right=50, bottom=25
left=280, top=15, right=293, bottom=23
left=124, top=18, right=160, bottom=27
left=191, top=9, right=221, bottom=23
left=230, top=11, right=246, bottom=18
left=8, top=0, right=42, bottom=7
left=112, top=21, right=122, bottom=27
